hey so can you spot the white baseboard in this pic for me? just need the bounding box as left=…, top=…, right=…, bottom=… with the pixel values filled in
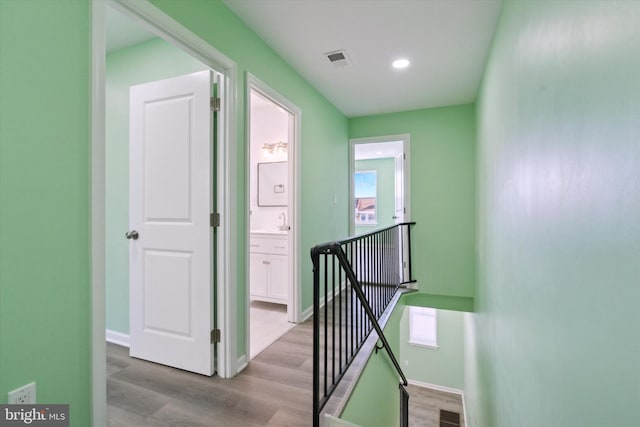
left=236, top=354, right=248, bottom=373
left=407, top=379, right=463, bottom=396
left=301, top=280, right=348, bottom=322
left=462, top=391, right=469, bottom=427
left=106, top=329, right=130, bottom=348
left=301, top=304, right=314, bottom=321
left=324, top=414, right=362, bottom=427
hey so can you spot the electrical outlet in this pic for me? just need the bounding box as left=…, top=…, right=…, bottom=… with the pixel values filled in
left=8, top=382, right=36, bottom=404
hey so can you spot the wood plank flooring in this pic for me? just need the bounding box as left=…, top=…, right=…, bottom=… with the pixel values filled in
left=107, top=319, right=314, bottom=427
left=407, top=384, right=465, bottom=427
left=107, top=318, right=465, bottom=427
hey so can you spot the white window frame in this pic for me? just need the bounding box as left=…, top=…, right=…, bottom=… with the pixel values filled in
left=354, top=170, right=378, bottom=225
left=409, top=307, right=438, bottom=349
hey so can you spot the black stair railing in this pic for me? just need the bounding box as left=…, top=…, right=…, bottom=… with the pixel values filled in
left=400, top=383, right=409, bottom=427
left=311, top=222, right=416, bottom=427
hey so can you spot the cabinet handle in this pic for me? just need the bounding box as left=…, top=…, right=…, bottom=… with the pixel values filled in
left=250, top=244, right=259, bottom=247
left=262, top=261, right=271, bottom=265
left=274, top=246, right=285, bottom=249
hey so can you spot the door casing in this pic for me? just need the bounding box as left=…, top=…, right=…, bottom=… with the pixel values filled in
left=91, top=0, right=238, bottom=425
left=245, top=73, right=302, bottom=368
left=348, top=134, right=411, bottom=235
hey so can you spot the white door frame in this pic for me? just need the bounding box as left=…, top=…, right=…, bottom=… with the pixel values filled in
left=348, top=134, right=411, bottom=235
left=91, top=0, right=238, bottom=425
left=246, top=74, right=302, bottom=355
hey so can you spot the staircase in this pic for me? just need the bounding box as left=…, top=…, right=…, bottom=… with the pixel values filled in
left=311, top=223, right=416, bottom=427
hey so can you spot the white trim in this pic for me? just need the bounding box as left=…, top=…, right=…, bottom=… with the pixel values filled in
left=324, top=414, right=362, bottom=427
left=114, top=0, right=238, bottom=378
left=348, top=134, right=411, bottom=235
left=92, top=0, right=238, bottom=424
left=407, top=379, right=464, bottom=396
left=236, top=354, right=248, bottom=373
left=105, top=330, right=130, bottom=348
left=245, top=73, right=302, bottom=361
left=408, top=342, right=440, bottom=350
left=106, top=0, right=233, bottom=72
left=103, top=0, right=239, bottom=377
left=301, top=305, right=314, bottom=322
left=462, top=390, right=469, bottom=427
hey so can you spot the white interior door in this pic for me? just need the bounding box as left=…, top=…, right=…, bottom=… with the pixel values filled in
left=129, top=70, right=215, bottom=376
left=394, top=153, right=405, bottom=223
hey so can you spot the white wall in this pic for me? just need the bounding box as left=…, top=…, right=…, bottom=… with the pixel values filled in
left=249, top=93, right=290, bottom=230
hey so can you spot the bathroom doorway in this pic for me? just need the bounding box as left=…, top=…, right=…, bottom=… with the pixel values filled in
left=247, top=76, right=301, bottom=360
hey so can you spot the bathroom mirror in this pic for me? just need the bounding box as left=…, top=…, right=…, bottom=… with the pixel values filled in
left=258, top=161, right=287, bottom=206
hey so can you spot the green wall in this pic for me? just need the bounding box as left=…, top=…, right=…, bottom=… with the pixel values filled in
left=105, top=38, right=208, bottom=334
left=0, top=0, right=91, bottom=423
left=150, top=0, right=350, bottom=355
left=349, top=105, right=476, bottom=300
left=400, top=308, right=464, bottom=390
left=341, top=298, right=405, bottom=427
left=1, top=0, right=348, bottom=424
left=466, top=1, right=640, bottom=426
left=354, top=158, right=395, bottom=235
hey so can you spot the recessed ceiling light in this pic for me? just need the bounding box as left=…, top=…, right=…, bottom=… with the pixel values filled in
left=392, top=58, right=410, bottom=69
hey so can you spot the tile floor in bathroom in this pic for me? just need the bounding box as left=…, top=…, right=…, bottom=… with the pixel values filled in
left=249, top=299, right=295, bottom=359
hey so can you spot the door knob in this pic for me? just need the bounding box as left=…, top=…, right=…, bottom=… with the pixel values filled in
left=125, top=230, right=139, bottom=240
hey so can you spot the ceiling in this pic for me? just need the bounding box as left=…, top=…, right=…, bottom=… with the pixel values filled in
left=224, top=0, right=503, bottom=117
left=106, top=1, right=503, bottom=117
left=355, top=141, right=404, bottom=161
left=105, top=6, right=156, bottom=53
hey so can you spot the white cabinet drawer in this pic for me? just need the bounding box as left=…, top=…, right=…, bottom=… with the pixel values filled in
left=249, top=235, right=288, bottom=255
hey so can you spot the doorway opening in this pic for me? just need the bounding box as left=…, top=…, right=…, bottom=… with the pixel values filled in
left=93, top=1, right=238, bottom=424
left=247, top=76, right=301, bottom=360
left=349, top=135, right=411, bottom=235
left=104, top=0, right=219, bottom=377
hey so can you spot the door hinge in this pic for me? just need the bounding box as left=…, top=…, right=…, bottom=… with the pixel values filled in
left=211, top=328, right=221, bottom=343
left=210, top=97, right=221, bottom=112
left=403, top=153, right=406, bottom=160
left=210, top=213, right=220, bottom=227
left=403, top=207, right=406, bottom=214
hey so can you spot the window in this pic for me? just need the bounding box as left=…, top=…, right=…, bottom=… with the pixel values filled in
left=409, top=307, right=438, bottom=348
left=354, top=170, right=377, bottom=224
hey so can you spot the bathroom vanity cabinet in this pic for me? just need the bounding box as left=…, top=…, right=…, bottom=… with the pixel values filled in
left=249, top=232, right=288, bottom=304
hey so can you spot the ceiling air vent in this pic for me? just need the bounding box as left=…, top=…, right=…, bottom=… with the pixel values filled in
left=324, top=49, right=351, bottom=68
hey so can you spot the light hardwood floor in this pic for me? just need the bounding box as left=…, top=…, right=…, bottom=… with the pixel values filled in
left=407, top=384, right=465, bottom=427
left=107, top=318, right=465, bottom=426
left=108, top=320, right=314, bottom=426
